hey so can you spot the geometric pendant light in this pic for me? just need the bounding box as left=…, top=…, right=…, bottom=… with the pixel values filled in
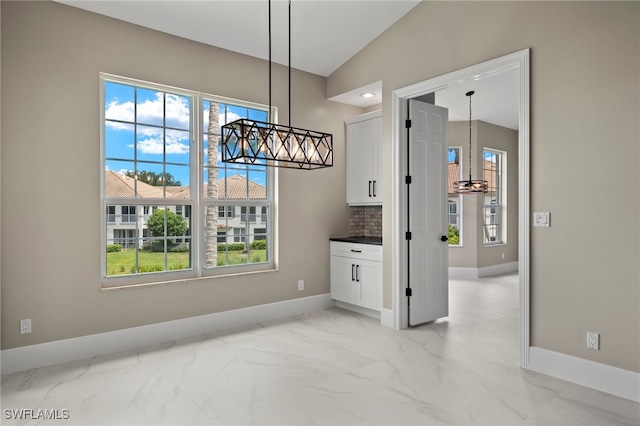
left=220, top=0, right=333, bottom=170
left=453, top=90, right=488, bottom=193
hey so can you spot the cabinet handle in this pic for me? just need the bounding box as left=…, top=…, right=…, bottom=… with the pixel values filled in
left=356, top=265, right=360, bottom=282
left=352, top=264, right=355, bottom=281
left=350, top=249, right=362, bottom=253
left=368, top=181, right=372, bottom=197
left=373, top=180, right=376, bottom=197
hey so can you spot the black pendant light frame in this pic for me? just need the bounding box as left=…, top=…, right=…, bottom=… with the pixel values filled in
left=221, top=0, right=333, bottom=170
left=453, top=90, right=488, bottom=194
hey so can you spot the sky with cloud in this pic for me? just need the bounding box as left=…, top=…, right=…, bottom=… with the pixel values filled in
left=104, top=81, right=268, bottom=189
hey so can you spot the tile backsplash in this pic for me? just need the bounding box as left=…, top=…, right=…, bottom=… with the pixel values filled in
left=348, top=205, right=382, bottom=238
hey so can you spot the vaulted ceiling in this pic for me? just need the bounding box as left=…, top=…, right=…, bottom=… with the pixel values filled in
left=55, top=0, right=519, bottom=129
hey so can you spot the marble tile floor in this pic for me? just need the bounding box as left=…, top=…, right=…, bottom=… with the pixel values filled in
left=2, top=273, right=639, bottom=425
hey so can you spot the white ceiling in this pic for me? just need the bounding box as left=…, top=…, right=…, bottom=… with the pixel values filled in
left=55, top=0, right=420, bottom=77
left=55, top=0, right=518, bottom=129
left=435, top=68, right=520, bottom=130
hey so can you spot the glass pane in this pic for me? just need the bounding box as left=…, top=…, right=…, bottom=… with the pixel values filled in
left=105, top=161, right=136, bottom=198
left=248, top=220, right=268, bottom=264
left=448, top=224, right=460, bottom=246
left=203, top=101, right=210, bottom=134
left=136, top=125, right=164, bottom=162
left=136, top=88, right=164, bottom=126
left=248, top=108, right=268, bottom=122
left=165, top=129, right=190, bottom=165
left=144, top=205, right=191, bottom=272
left=203, top=167, right=222, bottom=199
left=212, top=135, right=222, bottom=167
left=105, top=122, right=134, bottom=161
left=105, top=82, right=134, bottom=122
left=203, top=134, right=220, bottom=167
left=203, top=100, right=221, bottom=134
left=165, top=93, right=190, bottom=130
left=106, top=205, right=116, bottom=223
left=224, top=105, right=246, bottom=130
left=221, top=168, right=251, bottom=200
left=135, top=163, right=165, bottom=198
left=165, top=164, right=189, bottom=196
left=248, top=169, right=267, bottom=198
left=204, top=205, right=228, bottom=268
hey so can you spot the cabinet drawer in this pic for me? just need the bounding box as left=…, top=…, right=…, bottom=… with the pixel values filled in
left=330, top=241, right=382, bottom=262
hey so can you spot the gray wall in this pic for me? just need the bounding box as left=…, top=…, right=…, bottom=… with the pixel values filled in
left=449, top=121, right=519, bottom=269
left=0, top=2, right=361, bottom=350
left=327, top=1, right=639, bottom=372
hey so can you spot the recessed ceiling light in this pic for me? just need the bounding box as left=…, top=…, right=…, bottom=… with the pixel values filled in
left=360, top=92, right=375, bottom=98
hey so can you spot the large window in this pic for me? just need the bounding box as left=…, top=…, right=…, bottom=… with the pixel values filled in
left=102, top=74, right=273, bottom=286
left=483, top=149, right=504, bottom=244
left=447, top=147, right=462, bottom=246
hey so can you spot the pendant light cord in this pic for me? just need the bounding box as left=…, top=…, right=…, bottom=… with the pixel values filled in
left=288, top=0, right=291, bottom=126
left=268, top=0, right=291, bottom=126
left=468, top=91, right=473, bottom=181
left=268, top=0, right=272, bottom=122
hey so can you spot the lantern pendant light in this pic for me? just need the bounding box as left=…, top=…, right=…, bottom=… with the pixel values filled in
left=453, top=90, right=488, bottom=194
left=220, top=0, right=333, bottom=170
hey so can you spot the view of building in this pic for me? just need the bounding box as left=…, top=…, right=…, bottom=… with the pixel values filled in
left=105, top=170, right=267, bottom=248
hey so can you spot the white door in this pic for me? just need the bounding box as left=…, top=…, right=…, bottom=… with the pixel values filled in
left=407, top=99, right=449, bottom=326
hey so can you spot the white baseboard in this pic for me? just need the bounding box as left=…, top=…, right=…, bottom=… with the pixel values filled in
left=380, top=308, right=394, bottom=329
left=528, top=346, right=640, bottom=402
left=334, top=301, right=381, bottom=320
left=449, top=261, right=518, bottom=279
left=1, top=294, right=335, bottom=375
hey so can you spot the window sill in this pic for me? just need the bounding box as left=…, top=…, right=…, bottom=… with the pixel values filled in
left=483, top=242, right=506, bottom=247
left=101, top=266, right=278, bottom=291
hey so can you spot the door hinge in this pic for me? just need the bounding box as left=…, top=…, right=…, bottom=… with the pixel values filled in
left=405, top=175, right=412, bottom=184
left=405, top=287, right=412, bottom=297
left=405, top=119, right=412, bottom=128
left=405, top=231, right=412, bottom=240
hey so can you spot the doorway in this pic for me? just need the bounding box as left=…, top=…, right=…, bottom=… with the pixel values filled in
left=391, top=49, right=531, bottom=368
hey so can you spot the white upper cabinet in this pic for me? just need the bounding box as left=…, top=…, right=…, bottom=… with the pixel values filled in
left=346, top=111, right=382, bottom=205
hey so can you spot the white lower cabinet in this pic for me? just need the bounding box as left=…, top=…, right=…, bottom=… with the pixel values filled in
left=330, top=241, right=382, bottom=312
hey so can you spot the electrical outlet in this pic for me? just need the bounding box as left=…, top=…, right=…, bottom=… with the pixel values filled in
left=297, top=280, right=304, bottom=291
left=586, top=331, right=599, bottom=350
left=20, top=319, right=32, bottom=334
left=501, top=252, right=505, bottom=260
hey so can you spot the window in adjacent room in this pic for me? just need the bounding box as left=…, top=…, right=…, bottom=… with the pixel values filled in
left=102, top=74, right=274, bottom=286
left=483, top=149, right=505, bottom=244
left=447, top=147, right=462, bottom=246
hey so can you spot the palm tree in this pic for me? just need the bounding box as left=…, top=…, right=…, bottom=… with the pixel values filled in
left=205, top=101, right=220, bottom=267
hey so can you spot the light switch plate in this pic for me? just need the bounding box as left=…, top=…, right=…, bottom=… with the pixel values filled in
left=533, top=212, right=550, bottom=227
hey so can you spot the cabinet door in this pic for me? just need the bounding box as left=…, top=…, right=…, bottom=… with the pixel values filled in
left=370, top=117, right=382, bottom=202
left=347, top=118, right=376, bottom=204
left=358, top=260, right=382, bottom=311
left=330, top=255, right=358, bottom=305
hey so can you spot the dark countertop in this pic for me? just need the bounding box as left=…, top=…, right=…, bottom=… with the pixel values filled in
left=329, top=236, right=383, bottom=246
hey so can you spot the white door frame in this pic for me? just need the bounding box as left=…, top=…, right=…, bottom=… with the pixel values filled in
left=391, top=49, right=530, bottom=368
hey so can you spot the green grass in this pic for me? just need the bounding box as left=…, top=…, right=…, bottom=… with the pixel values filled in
left=106, top=249, right=267, bottom=276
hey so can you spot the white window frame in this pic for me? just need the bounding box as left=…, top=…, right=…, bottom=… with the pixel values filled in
left=101, top=73, right=276, bottom=288
left=483, top=148, right=505, bottom=245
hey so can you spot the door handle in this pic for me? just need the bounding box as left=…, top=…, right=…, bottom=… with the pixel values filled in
left=441, top=235, right=449, bottom=242
left=350, top=249, right=362, bottom=253
left=372, top=180, right=376, bottom=197
left=368, top=181, right=372, bottom=197
left=356, top=265, right=360, bottom=282
left=352, top=264, right=355, bottom=281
